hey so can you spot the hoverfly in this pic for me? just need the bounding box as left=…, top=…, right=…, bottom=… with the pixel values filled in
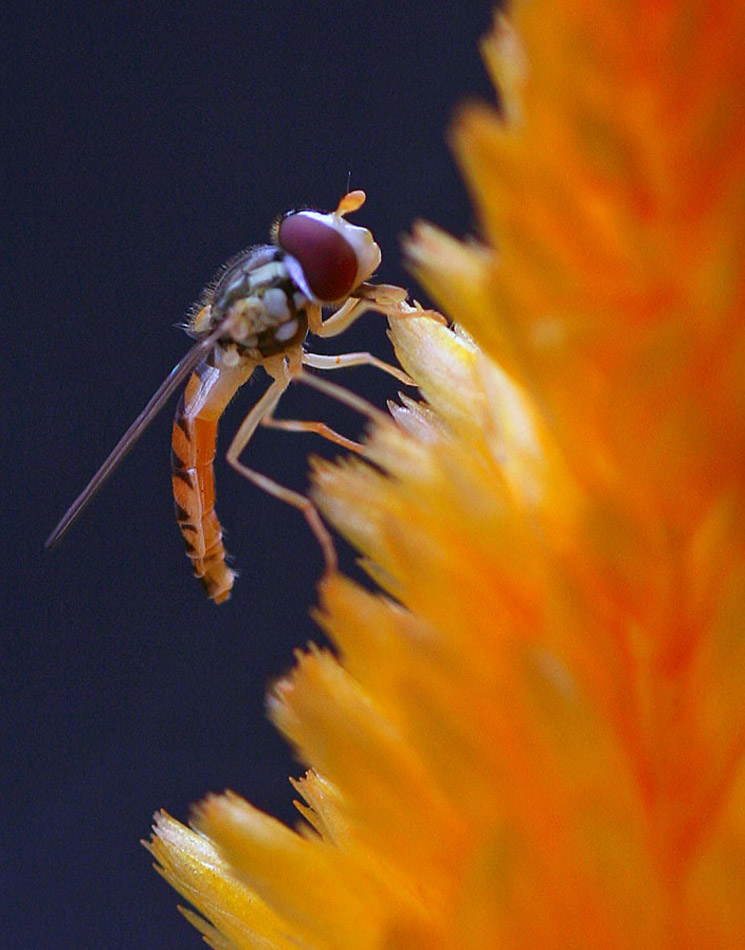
left=46, top=190, right=411, bottom=603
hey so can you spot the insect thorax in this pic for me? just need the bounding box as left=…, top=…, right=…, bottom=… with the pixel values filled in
left=194, top=245, right=310, bottom=361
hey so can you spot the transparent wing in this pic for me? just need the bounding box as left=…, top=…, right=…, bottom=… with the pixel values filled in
left=45, top=324, right=226, bottom=549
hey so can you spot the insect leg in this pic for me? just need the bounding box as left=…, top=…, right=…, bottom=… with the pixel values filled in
left=260, top=412, right=364, bottom=453
left=257, top=348, right=415, bottom=453
left=225, top=375, right=338, bottom=574
left=295, top=371, right=390, bottom=425
left=314, top=283, right=408, bottom=339
left=302, top=350, right=414, bottom=386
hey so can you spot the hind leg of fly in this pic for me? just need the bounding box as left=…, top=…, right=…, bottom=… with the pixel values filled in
left=226, top=337, right=415, bottom=571
left=226, top=372, right=338, bottom=573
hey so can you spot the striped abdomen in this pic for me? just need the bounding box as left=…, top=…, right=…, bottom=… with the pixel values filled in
left=171, top=359, right=253, bottom=603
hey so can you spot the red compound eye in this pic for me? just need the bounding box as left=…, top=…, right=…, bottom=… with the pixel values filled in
left=278, top=213, right=358, bottom=302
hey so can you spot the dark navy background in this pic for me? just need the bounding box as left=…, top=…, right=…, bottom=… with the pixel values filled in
left=4, top=2, right=494, bottom=947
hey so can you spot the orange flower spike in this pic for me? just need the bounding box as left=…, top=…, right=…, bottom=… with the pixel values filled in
left=399, top=1, right=745, bottom=945
left=445, top=4, right=745, bottom=517
left=151, top=3, right=745, bottom=948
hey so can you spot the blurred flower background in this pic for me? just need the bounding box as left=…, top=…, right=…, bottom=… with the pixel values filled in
left=150, top=1, right=745, bottom=947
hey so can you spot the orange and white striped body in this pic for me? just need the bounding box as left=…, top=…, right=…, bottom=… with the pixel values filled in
left=171, top=359, right=253, bottom=603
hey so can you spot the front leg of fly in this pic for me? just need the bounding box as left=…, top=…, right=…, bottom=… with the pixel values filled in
left=303, top=284, right=408, bottom=341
